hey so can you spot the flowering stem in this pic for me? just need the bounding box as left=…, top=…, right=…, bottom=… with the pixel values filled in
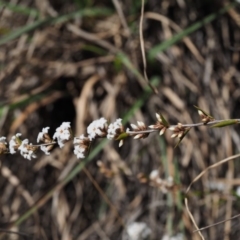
left=127, top=119, right=240, bottom=135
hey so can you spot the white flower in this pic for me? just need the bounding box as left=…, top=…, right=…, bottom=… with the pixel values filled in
left=53, top=122, right=71, bottom=148
left=107, top=118, right=122, bottom=140
left=87, top=118, right=107, bottom=140
left=0, top=136, right=8, bottom=154
left=73, top=134, right=90, bottom=159
left=149, top=170, right=159, bottom=180
left=37, top=127, right=50, bottom=142
left=18, top=139, right=37, bottom=160
left=126, top=222, right=151, bottom=240
left=236, top=186, right=240, bottom=197
left=40, top=145, right=51, bottom=155
left=0, top=137, right=7, bottom=145
left=161, top=233, right=184, bottom=240
left=73, top=145, right=85, bottom=159
left=37, top=127, right=54, bottom=155
left=9, top=133, right=22, bottom=154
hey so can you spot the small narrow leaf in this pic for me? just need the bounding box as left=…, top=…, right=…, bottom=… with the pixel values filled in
left=174, top=128, right=191, bottom=148
left=211, top=120, right=240, bottom=128
left=160, top=114, right=169, bottom=127
left=194, top=105, right=214, bottom=119
left=116, top=132, right=129, bottom=140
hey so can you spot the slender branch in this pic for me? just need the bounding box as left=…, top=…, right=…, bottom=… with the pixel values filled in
left=127, top=119, right=240, bottom=135
left=33, top=141, right=56, bottom=147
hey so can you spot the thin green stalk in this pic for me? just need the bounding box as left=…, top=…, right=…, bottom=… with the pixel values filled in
left=0, top=1, right=39, bottom=17
left=148, top=2, right=238, bottom=59
left=159, top=137, right=173, bottom=236
left=0, top=7, right=112, bottom=46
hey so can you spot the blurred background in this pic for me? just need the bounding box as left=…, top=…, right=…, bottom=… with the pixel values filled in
left=1, top=0, right=240, bottom=239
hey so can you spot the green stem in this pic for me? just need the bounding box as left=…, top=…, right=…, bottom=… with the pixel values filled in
left=148, top=2, right=238, bottom=59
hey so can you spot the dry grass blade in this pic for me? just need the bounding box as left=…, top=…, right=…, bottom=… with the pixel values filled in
left=67, top=24, right=120, bottom=53
left=185, top=153, right=240, bottom=236
left=0, top=228, right=29, bottom=237
left=75, top=74, right=100, bottom=135
left=139, top=0, right=158, bottom=94
left=184, top=198, right=205, bottom=240
left=193, top=213, right=240, bottom=233
left=112, top=0, right=130, bottom=36
left=186, top=153, right=240, bottom=193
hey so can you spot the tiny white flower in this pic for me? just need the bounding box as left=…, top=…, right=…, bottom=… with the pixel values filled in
left=37, top=127, right=54, bottom=155
left=18, top=139, right=37, bottom=160
left=107, top=118, right=122, bottom=140
left=149, top=170, right=159, bottom=180
left=87, top=118, right=107, bottom=140
left=162, top=233, right=184, bottom=240
left=130, top=124, right=138, bottom=130
left=0, top=136, right=8, bottom=154
left=96, top=117, right=107, bottom=129
left=40, top=145, right=51, bottom=155
left=126, top=222, right=151, bottom=240
left=53, top=122, right=71, bottom=148
left=137, top=121, right=145, bottom=128
left=236, top=186, right=240, bottom=197
left=9, top=133, right=22, bottom=154
left=73, top=145, right=85, bottom=159
left=37, top=127, right=50, bottom=142
left=73, top=134, right=90, bottom=159
left=0, top=137, right=7, bottom=145
left=155, top=113, right=162, bottom=122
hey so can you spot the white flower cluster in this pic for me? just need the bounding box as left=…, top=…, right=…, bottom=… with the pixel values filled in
left=0, top=136, right=8, bottom=155
left=73, top=134, right=90, bottom=159
left=9, top=133, right=37, bottom=160
left=37, top=127, right=52, bottom=155
left=87, top=117, right=108, bottom=141
left=0, top=137, right=7, bottom=145
left=18, top=139, right=37, bottom=160
left=149, top=169, right=174, bottom=193
left=107, top=118, right=122, bottom=140
left=0, top=117, right=128, bottom=160
left=9, top=133, right=22, bottom=154
left=73, top=118, right=125, bottom=159
left=53, top=122, right=71, bottom=148
left=126, top=222, right=151, bottom=240
left=0, top=122, right=72, bottom=160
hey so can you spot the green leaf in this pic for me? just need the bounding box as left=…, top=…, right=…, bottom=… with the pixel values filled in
left=117, top=53, right=146, bottom=84
left=160, top=114, right=169, bottom=127
left=174, top=128, right=191, bottom=148
left=116, top=132, right=129, bottom=140
left=211, top=120, right=240, bottom=128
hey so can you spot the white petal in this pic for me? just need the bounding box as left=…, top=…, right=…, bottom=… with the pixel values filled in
left=156, top=113, right=161, bottom=122
left=130, top=124, right=138, bottom=130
